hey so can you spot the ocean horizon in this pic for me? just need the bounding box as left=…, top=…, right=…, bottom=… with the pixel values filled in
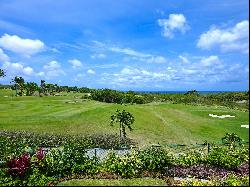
left=121, top=90, right=247, bottom=94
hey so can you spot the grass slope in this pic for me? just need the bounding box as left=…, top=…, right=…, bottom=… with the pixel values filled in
left=0, top=89, right=248, bottom=146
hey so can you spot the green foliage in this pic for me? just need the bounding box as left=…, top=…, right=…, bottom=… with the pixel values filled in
left=91, top=88, right=148, bottom=104
left=175, top=151, right=207, bottom=167
left=103, top=150, right=142, bottom=178
left=220, top=173, right=249, bottom=186
left=27, top=168, right=55, bottom=186
left=110, top=109, right=135, bottom=140
left=222, top=132, right=242, bottom=148
left=207, top=146, right=247, bottom=169
left=139, top=147, right=174, bottom=172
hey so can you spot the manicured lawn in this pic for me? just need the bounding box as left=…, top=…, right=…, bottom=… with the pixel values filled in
left=57, top=178, right=167, bottom=186
left=0, top=89, right=248, bottom=147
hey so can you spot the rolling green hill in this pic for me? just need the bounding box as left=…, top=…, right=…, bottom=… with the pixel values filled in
left=0, top=89, right=248, bottom=147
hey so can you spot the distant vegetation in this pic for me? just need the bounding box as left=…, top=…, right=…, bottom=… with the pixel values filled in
left=0, top=75, right=248, bottom=110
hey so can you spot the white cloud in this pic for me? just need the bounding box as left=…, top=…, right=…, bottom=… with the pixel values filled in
left=109, top=46, right=151, bottom=58
left=43, top=60, right=61, bottom=70
left=68, top=59, right=82, bottom=68
left=87, top=69, right=95, bottom=74
left=179, top=55, right=189, bottom=63
left=197, top=20, right=249, bottom=53
left=43, top=60, right=65, bottom=77
left=0, top=48, right=9, bottom=62
left=92, top=41, right=167, bottom=64
left=200, top=56, right=220, bottom=66
left=146, top=56, right=167, bottom=64
left=100, top=53, right=247, bottom=87
left=0, top=34, right=45, bottom=57
left=158, top=13, right=190, bottom=38
left=23, top=66, right=34, bottom=75
left=91, top=53, right=106, bottom=59
left=1, top=61, right=35, bottom=76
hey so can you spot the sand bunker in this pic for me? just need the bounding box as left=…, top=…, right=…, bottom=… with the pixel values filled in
left=241, top=125, right=249, bottom=129
left=209, top=114, right=235, bottom=119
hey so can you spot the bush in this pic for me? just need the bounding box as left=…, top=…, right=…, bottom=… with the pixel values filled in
left=139, top=147, right=173, bottom=172
left=174, top=151, right=207, bottom=167
left=103, top=150, right=142, bottom=178
left=207, top=146, right=246, bottom=169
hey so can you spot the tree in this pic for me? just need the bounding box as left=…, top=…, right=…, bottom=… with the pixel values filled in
left=12, top=76, right=25, bottom=96
left=0, top=69, right=5, bottom=77
left=40, top=80, right=46, bottom=94
left=110, top=109, right=135, bottom=141
left=25, top=82, right=38, bottom=96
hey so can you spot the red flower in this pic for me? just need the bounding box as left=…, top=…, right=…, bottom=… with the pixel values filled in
left=36, top=148, right=45, bottom=160
left=6, top=153, right=30, bottom=177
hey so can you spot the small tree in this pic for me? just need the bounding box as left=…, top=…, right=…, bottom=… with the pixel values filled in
left=110, top=109, right=135, bottom=142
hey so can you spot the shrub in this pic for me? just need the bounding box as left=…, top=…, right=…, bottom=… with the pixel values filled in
left=207, top=146, right=245, bottom=169
left=139, top=147, right=173, bottom=172
left=174, top=151, right=207, bottom=167
left=103, top=150, right=142, bottom=178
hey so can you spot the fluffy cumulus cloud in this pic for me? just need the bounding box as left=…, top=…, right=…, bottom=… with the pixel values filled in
left=0, top=48, right=10, bottom=62
left=42, top=60, right=65, bottom=78
left=1, top=61, right=35, bottom=76
left=99, top=54, right=247, bottom=88
left=68, top=59, right=82, bottom=68
left=197, top=20, right=249, bottom=53
left=87, top=69, right=95, bottom=74
left=158, top=14, right=190, bottom=38
left=0, top=34, right=45, bottom=57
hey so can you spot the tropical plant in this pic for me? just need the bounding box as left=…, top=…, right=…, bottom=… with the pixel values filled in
left=110, top=109, right=135, bottom=141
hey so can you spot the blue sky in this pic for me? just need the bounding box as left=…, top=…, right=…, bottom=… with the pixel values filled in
left=0, top=0, right=249, bottom=91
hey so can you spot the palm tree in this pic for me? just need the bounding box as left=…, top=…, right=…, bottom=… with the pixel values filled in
left=110, top=109, right=135, bottom=141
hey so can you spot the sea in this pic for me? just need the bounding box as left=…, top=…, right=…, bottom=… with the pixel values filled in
left=123, top=91, right=242, bottom=94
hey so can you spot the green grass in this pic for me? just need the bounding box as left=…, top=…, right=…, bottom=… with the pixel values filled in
left=0, top=89, right=248, bottom=147
left=57, top=178, right=167, bottom=186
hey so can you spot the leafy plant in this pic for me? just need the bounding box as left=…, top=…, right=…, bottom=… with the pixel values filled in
left=103, top=150, right=142, bottom=178
left=222, top=133, right=242, bottom=148
left=207, top=146, right=245, bottom=169
left=174, top=151, right=207, bottom=167
left=139, top=147, right=173, bottom=172
left=110, top=109, right=135, bottom=141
